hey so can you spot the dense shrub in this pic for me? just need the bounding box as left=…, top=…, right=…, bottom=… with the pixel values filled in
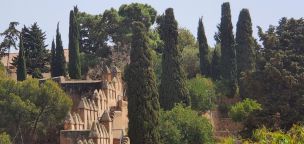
left=186, top=75, right=216, bottom=112
left=229, top=98, right=262, bottom=122
left=159, top=104, right=215, bottom=144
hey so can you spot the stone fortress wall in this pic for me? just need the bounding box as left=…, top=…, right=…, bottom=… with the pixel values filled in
left=58, top=66, right=129, bottom=144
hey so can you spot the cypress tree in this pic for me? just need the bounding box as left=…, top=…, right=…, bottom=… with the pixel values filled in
left=158, top=8, right=190, bottom=110
left=211, top=45, right=221, bottom=80
left=236, top=9, right=256, bottom=80
left=197, top=17, right=210, bottom=76
left=17, top=35, right=26, bottom=81
left=125, top=22, right=161, bottom=144
left=50, top=39, right=56, bottom=77
left=219, top=2, right=238, bottom=97
left=55, top=23, right=66, bottom=77
left=236, top=9, right=256, bottom=98
left=68, top=9, right=81, bottom=79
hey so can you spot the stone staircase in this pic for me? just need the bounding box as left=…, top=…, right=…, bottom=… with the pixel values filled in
left=211, top=109, right=243, bottom=140
left=203, top=97, right=243, bottom=141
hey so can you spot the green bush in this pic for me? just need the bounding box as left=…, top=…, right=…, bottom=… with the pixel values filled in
left=186, top=75, right=216, bottom=112
left=182, top=47, right=200, bottom=78
left=229, top=98, right=262, bottom=122
left=221, top=124, right=304, bottom=144
left=159, top=104, right=215, bottom=144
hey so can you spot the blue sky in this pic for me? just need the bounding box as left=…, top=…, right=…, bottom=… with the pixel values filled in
left=1, top=0, right=304, bottom=51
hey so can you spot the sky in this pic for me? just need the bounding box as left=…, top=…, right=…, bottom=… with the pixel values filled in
left=1, top=0, right=304, bottom=51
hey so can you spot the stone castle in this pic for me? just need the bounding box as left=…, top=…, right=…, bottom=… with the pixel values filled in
left=56, top=66, right=129, bottom=144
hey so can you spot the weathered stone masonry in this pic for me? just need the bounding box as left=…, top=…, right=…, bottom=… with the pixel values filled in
left=58, top=66, right=129, bottom=144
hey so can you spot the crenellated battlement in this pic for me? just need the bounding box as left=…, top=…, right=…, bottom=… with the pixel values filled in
left=59, top=66, right=129, bottom=144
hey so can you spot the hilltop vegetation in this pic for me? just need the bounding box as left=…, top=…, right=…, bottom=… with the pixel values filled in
left=1, top=1, right=304, bottom=144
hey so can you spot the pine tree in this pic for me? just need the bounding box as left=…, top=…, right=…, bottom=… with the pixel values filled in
left=17, top=35, right=26, bottom=81
left=219, top=2, right=238, bottom=97
left=50, top=39, right=56, bottom=77
left=236, top=9, right=256, bottom=80
left=197, top=17, right=210, bottom=76
left=158, top=8, right=190, bottom=110
left=68, top=9, right=81, bottom=79
left=22, top=23, right=49, bottom=77
left=125, top=22, right=161, bottom=144
left=55, top=23, right=66, bottom=77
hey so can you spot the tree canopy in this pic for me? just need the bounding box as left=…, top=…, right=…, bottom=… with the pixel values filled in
left=0, top=78, right=72, bottom=143
left=159, top=104, right=214, bottom=144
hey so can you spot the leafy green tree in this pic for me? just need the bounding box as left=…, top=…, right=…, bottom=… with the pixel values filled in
left=119, top=3, right=157, bottom=29
left=16, top=35, right=26, bottom=81
left=159, top=104, right=214, bottom=144
left=158, top=8, right=190, bottom=110
left=210, top=44, right=221, bottom=80
left=125, top=22, right=161, bottom=144
left=229, top=98, right=262, bottom=122
left=219, top=2, right=238, bottom=97
left=55, top=23, right=66, bottom=77
left=50, top=39, right=56, bottom=77
left=197, top=18, right=210, bottom=76
left=178, top=28, right=197, bottom=51
left=77, top=11, right=104, bottom=54
left=242, top=18, right=304, bottom=133
left=75, top=4, right=160, bottom=72
left=0, top=78, right=72, bottom=143
left=186, top=75, right=216, bottom=112
left=182, top=46, right=200, bottom=78
left=0, top=22, right=20, bottom=66
left=68, top=8, right=81, bottom=79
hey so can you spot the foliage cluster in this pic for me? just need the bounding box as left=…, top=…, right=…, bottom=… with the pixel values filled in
left=159, top=104, right=214, bottom=144
left=229, top=98, right=262, bottom=122
left=0, top=78, right=72, bottom=143
left=242, top=18, right=304, bottom=132
left=186, top=75, right=216, bottom=112
left=221, top=124, right=304, bottom=144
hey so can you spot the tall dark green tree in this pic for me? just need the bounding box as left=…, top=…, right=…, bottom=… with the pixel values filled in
left=219, top=2, right=238, bottom=97
left=211, top=44, right=221, bottom=80
left=68, top=8, right=81, bottom=79
left=55, top=23, right=66, bottom=77
left=236, top=9, right=256, bottom=97
left=125, top=22, right=161, bottom=144
left=16, top=35, right=26, bottom=81
left=236, top=9, right=256, bottom=79
left=14, top=23, right=49, bottom=78
left=158, top=8, right=190, bottom=110
left=197, top=17, right=210, bottom=76
left=50, top=39, right=56, bottom=77
left=242, top=18, right=304, bottom=133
